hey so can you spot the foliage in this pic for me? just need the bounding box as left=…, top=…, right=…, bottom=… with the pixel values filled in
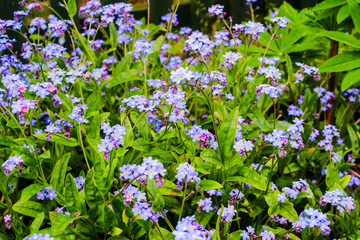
left=0, top=0, right=360, bottom=239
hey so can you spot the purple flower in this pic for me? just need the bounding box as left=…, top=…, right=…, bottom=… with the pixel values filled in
left=277, top=193, right=286, bottom=203
left=208, top=4, right=224, bottom=18
left=175, top=162, right=201, bottom=183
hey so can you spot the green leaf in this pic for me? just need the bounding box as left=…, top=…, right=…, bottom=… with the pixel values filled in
left=50, top=152, right=71, bottom=194
left=130, top=112, right=147, bottom=139
left=147, top=179, right=164, bottom=211
left=278, top=201, right=298, bottom=222
left=319, top=51, right=360, bottom=72
left=219, top=107, right=239, bottom=164
left=337, top=4, right=351, bottom=23
left=313, top=0, right=346, bottom=11
left=285, top=53, right=293, bottom=83
left=109, top=23, right=118, bottom=49
left=326, top=162, right=341, bottom=188
left=30, top=212, right=45, bottom=233
left=199, top=179, right=223, bottom=191
left=35, top=133, right=79, bottom=147
left=52, top=214, right=87, bottom=230
left=38, top=150, right=51, bottom=159
left=68, top=0, right=77, bottom=18
left=13, top=201, right=47, bottom=218
left=200, top=149, right=224, bottom=169
left=151, top=36, right=164, bottom=52
left=57, top=92, right=73, bottom=112
left=65, top=174, right=86, bottom=214
left=21, top=184, right=45, bottom=202
left=149, top=228, right=174, bottom=240
left=249, top=107, right=267, bottom=130
left=341, top=68, right=360, bottom=91
left=227, top=167, right=267, bottom=191
left=348, top=0, right=360, bottom=32
left=318, top=31, right=360, bottom=48
left=85, top=169, right=104, bottom=210
left=75, top=31, right=97, bottom=64
left=108, top=69, right=143, bottom=88
left=102, top=157, right=118, bottom=191
left=158, top=180, right=182, bottom=196
left=347, top=125, right=359, bottom=154
left=85, top=92, right=102, bottom=115
left=0, top=134, right=18, bottom=147
left=132, top=138, right=150, bottom=152
left=229, top=230, right=243, bottom=240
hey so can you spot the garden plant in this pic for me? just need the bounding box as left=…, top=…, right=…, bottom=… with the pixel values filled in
left=1, top=0, right=360, bottom=239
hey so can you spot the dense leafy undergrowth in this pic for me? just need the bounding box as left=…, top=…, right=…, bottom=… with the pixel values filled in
left=1, top=0, right=360, bottom=239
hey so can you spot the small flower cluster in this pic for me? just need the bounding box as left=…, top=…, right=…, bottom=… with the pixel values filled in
left=339, top=171, right=360, bottom=187
left=37, top=186, right=57, bottom=200
left=132, top=202, right=163, bottom=222
left=240, top=226, right=255, bottom=240
left=293, top=208, right=331, bottom=235
left=320, top=189, right=356, bottom=213
left=229, top=189, right=244, bottom=204
left=184, top=31, right=215, bottom=57
left=197, top=198, right=214, bottom=213
left=265, top=129, right=288, bottom=148
left=208, top=4, right=224, bottom=18
left=74, top=176, right=85, bottom=191
left=2, top=155, right=25, bottom=175
left=68, top=104, right=88, bottom=124
left=122, top=95, right=159, bottom=112
left=175, top=162, right=201, bottom=185
left=295, top=62, right=320, bottom=83
left=161, top=13, right=178, bottom=26
left=233, top=21, right=266, bottom=40
left=218, top=204, right=236, bottom=222
left=172, top=215, right=214, bottom=240
left=259, top=56, right=280, bottom=65
left=223, top=52, right=241, bottom=69
left=281, top=179, right=312, bottom=200
left=55, top=206, right=70, bottom=216
left=11, top=99, right=37, bottom=114
left=288, top=105, right=304, bottom=117
left=287, top=118, right=305, bottom=149
left=314, top=87, right=335, bottom=111
left=207, top=189, right=223, bottom=196
left=258, top=66, right=282, bottom=80
left=331, top=152, right=342, bottom=164
left=241, top=226, right=275, bottom=240
left=270, top=17, right=290, bottom=28
left=240, top=226, right=275, bottom=240
left=233, top=139, right=254, bottom=156
left=4, top=214, right=11, bottom=229
left=343, top=88, right=360, bottom=102
left=119, top=157, right=167, bottom=182
left=132, top=38, right=153, bottom=60
left=256, top=84, right=283, bottom=99
left=318, top=124, right=340, bottom=151
left=98, top=121, right=126, bottom=158
left=117, top=185, right=147, bottom=205
left=185, top=125, right=218, bottom=150
left=24, top=233, right=54, bottom=240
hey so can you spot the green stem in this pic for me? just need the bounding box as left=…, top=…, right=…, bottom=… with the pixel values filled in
left=178, top=180, right=188, bottom=221
left=78, top=124, right=90, bottom=171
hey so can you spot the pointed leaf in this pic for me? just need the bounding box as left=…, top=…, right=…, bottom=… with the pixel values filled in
left=219, top=107, right=239, bottom=164
left=341, top=68, right=360, bottom=91
left=348, top=0, right=360, bottom=32
left=13, top=201, right=47, bottom=218
left=319, top=52, right=360, bottom=72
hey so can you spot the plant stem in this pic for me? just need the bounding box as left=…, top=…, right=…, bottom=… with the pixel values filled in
left=78, top=124, right=91, bottom=171
left=178, top=180, right=188, bottom=221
